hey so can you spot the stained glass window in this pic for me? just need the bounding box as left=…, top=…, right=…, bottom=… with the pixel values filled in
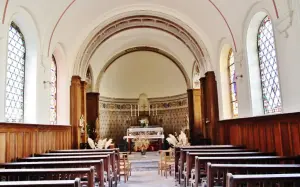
left=228, top=49, right=238, bottom=117
left=257, top=16, right=282, bottom=114
left=193, top=63, right=200, bottom=89
left=50, top=55, right=57, bottom=124
left=5, top=22, right=26, bottom=123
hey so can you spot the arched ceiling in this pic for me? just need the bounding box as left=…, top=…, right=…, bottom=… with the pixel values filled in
left=2, top=0, right=278, bottom=85
left=88, top=28, right=195, bottom=90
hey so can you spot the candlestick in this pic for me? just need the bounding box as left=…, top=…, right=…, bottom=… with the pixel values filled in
left=156, top=104, right=157, bottom=116
left=138, top=105, right=139, bottom=116
left=131, top=105, right=132, bottom=116
left=135, top=105, right=136, bottom=116
left=149, top=104, right=150, bottom=116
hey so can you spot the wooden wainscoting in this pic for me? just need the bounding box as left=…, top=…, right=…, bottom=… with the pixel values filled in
left=0, top=123, right=71, bottom=163
left=218, top=112, right=300, bottom=156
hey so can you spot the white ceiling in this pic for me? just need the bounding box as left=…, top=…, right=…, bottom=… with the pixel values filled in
left=1, top=0, right=282, bottom=97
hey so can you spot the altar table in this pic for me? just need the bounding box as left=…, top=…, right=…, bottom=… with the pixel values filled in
left=123, top=127, right=164, bottom=154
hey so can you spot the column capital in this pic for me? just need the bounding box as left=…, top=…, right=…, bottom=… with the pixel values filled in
left=71, top=76, right=81, bottom=85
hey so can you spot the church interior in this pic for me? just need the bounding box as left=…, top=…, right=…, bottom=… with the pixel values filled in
left=0, top=0, right=300, bottom=186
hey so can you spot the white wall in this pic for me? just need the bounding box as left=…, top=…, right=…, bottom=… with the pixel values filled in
left=99, top=51, right=187, bottom=98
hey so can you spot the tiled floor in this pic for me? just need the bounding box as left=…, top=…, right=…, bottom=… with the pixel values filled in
left=118, top=152, right=176, bottom=187
left=118, top=171, right=176, bottom=187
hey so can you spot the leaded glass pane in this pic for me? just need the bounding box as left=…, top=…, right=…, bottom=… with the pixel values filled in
left=50, top=55, right=57, bottom=124
left=5, top=22, right=26, bottom=123
left=228, top=49, right=238, bottom=117
left=193, top=63, right=200, bottom=89
left=258, top=16, right=282, bottom=114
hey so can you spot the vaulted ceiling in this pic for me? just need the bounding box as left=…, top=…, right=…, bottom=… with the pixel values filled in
left=1, top=0, right=283, bottom=92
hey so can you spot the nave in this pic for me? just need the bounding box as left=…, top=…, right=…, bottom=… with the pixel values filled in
left=0, top=144, right=300, bottom=186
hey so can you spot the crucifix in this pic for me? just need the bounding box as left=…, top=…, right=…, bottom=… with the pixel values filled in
left=140, top=104, right=148, bottom=110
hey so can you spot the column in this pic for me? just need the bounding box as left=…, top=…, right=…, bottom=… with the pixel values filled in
left=86, top=92, right=100, bottom=130
left=81, top=81, right=88, bottom=144
left=70, top=76, right=82, bottom=149
left=205, top=71, right=219, bottom=144
left=200, top=77, right=207, bottom=138
left=187, top=89, right=195, bottom=143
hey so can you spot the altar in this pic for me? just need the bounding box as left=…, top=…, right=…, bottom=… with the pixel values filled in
left=123, top=127, right=164, bottom=153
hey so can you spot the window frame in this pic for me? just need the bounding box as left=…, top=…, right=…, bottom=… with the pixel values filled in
left=5, top=22, right=26, bottom=123
left=227, top=48, right=238, bottom=118
left=257, top=15, right=282, bottom=114
left=50, top=55, right=57, bottom=124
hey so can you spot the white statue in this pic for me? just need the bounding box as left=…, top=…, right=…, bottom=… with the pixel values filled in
left=79, top=114, right=85, bottom=134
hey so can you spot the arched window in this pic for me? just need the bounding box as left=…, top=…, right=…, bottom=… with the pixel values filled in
left=228, top=49, right=238, bottom=117
left=257, top=16, right=281, bottom=114
left=5, top=22, right=26, bottom=122
left=50, top=55, right=57, bottom=124
left=192, top=63, right=200, bottom=89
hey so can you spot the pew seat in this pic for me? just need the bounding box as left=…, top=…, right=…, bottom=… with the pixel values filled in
left=0, top=178, right=81, bottom=187
left=226, top=173, right=300, bottom=187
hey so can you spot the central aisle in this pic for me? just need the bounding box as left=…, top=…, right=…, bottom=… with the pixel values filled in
left=118, top=171, right=175, bottom=187
left=118, top=152, right=176, bottom=187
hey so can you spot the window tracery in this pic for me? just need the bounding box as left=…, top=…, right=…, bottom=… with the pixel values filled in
left=228, top=49, right=238, bottom=117
left=50, top=55, right=57, bottom=124
left=5, top=22, right=26, bottom=122
left=257, top=16, right=282, bottom=114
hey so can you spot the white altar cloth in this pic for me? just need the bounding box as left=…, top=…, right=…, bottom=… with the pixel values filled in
left=123, top=135, right=165, bottom=140
left=127, top=127, right=163, bottom=133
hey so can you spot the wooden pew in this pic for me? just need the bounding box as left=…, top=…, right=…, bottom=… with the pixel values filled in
left=0, top=160, right=105, bottom=187
left=178, top=149, right=257, bottom=182
left=175, top=145, right=245, bottom=182
left=0, top=178, right=81, bottom=187
left=207, top=163, right=300, bottom=187
left=0, top=167, right=94, bottom=187
left=35, top=152, right=119, bottom=186
left=226, top=173, right=300, bottom=187
left=194, top=156, right=298, bottom=187
left=18, top=155, right=114, bottom=187
left=48, top=149, right=120, bottom=181
left=184, top=152, right=275, bottom=186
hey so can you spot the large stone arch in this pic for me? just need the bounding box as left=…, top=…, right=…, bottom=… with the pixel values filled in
left=95, top=46, right=192, bottom=92
left=73, top=12, right=212, bottom=78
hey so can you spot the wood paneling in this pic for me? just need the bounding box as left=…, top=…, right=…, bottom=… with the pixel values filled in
left=86, top=92, right=100, bottom=129
left=0, top=123, right=71, bottom=163
left=187, top=89, right=194, bottom=142
left=205, top=72, right=219, bottom=143
left=218, top=112, right=300, bottom=156
left=193, top=89, right=201, bottom=137
left=70, top=76, right=82, bottom=149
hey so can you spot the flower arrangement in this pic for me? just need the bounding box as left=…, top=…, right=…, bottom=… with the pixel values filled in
left=87, top=137, right=113, bottom=149
left=133, top=137, right=150, bottom=152
left=166, top=131, right=190, bottom=147
left=139, top=118, right=149, bottom=127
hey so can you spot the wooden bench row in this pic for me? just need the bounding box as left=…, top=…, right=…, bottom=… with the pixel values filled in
left=174, top=145, right=300, bottom=187
left=0, top=148, right=121, bottom=187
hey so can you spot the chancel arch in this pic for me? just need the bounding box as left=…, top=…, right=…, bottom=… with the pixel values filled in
left=74, top=13, right=212, bottom=79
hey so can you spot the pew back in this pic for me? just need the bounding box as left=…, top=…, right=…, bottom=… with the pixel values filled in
left=207, top=163, right=300, bottom=187
left=194, top=156, right=298, bottom=187
left=0, top=167, right=94, bottom=187
left=226, top=173, right=300, bottom=187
